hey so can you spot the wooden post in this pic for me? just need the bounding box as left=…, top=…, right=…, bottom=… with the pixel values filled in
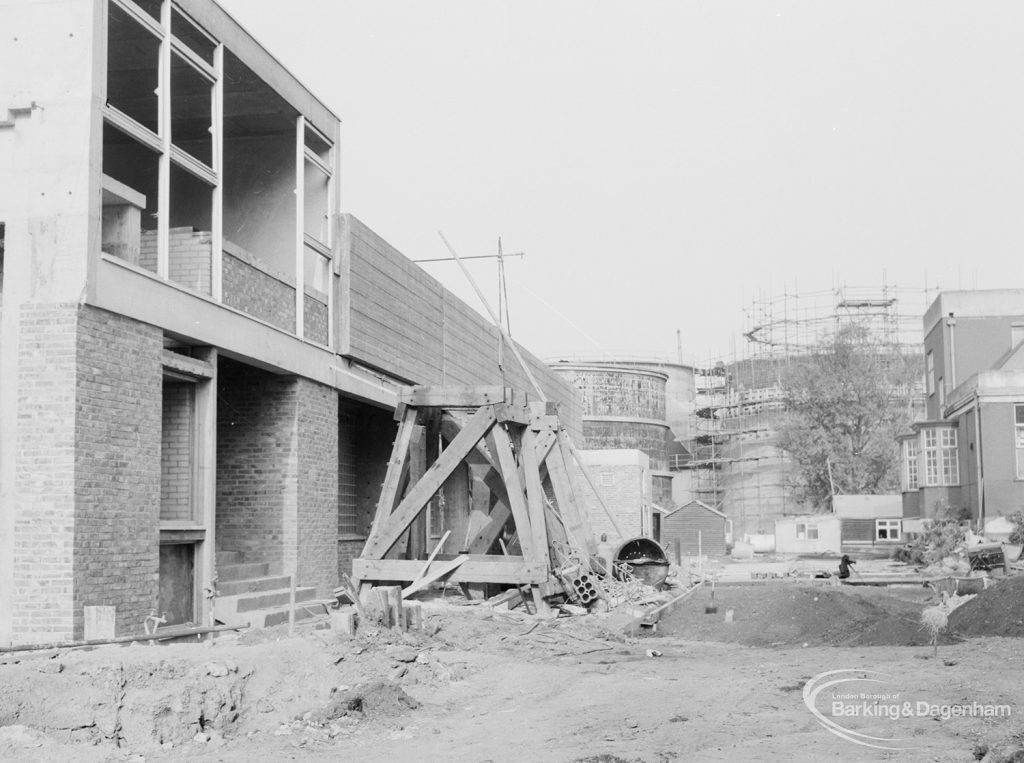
left=404, top=601, right=423, bottom=631
left=384, top=585, right=403, bottom=629
left=374, top=587, right=392, bottom=627
left=698, top=531, right=703, bottom=579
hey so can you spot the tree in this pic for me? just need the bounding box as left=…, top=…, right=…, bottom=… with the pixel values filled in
left=776, top=323, right=921, bottom=510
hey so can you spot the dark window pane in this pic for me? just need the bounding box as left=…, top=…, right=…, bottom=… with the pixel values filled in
left=172, top=8, right=216, bottom=64
left=171, top=54, right=213, bottom=166
left=107, top=2, right=160, bottom=132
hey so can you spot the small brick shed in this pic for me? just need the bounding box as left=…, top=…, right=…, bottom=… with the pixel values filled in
left=661, top=500, right=728, bottom=558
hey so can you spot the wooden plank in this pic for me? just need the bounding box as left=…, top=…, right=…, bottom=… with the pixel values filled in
left=365, top=405, right=419, bottom=550
left=362, top=405, right=497, bottom=559
left=484, top=588, right=523, bottom=610
left=469, top=500, right=512, bottom=554
left=547, top=431, right=597, bottom=555
left=399, top=386, right=513, bottom=408
left=487, top=425, right=535, bottom=560
left=352, top=556, right=549, bottom=586
left=529, top=414, right=560, bottom=432
left=406, top=422, right=428, bottom=559
left=463, top=464, right=493, bottom=549
left=440, top=412, right=498, bottom=470
left=413, top=530, right=451, bottom=584
left=494, top=403, right=531, bottom=425
left=400, top=555, right=469, bottom=597
left=520, top=428, right=551, bottom=564
left=533, top=430, right=557, bottom=463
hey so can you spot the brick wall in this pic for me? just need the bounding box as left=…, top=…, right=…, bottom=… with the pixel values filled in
left=216, top=360, right=340, bottom=593
left=338, top=398, right=359, bottom=535
left=161, top=380, right=193, bottom=522
left=222, top=242, right=295, bottom=333
left=336, top=396, right=394, bottom=580
left=12, top=304, right=79, bottom=643
left=140, top=228, right=212, bottom=295
left=574, top=450, right=651, bottom=546
left=304, top=287, right=328, bottom=345
left=216, top=359, right=293, bottom=572
left=337, top=539, right=364, bottom=581
left=293, top=378, right=338, bottom=596
left=73, top=306, right=162, bottom=639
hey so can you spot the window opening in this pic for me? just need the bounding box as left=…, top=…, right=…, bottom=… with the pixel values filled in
left=106, top=2, right=161, bottom=133
left=171, top=7, right=216, bottom=64
left=167, top=163, right=213, bottom=294
left=102, top=122, right=160, bottom=271
left=796, top=522, right=818, bottom=541
left=903, top=437, right=919, bottom=490
left=171, top=52, right=214, bottom=167
left=126, top=0, right=163, bottom=21
left=876, top=519, right=901, bottom=541
left=923, top=427, right=958, bottom=486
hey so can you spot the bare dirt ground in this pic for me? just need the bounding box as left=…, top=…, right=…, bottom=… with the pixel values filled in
left=1, top=579, right=1022, bottom=763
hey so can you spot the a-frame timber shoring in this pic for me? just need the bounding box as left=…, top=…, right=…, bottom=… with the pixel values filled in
left=353, top=385, right=597, bottom=606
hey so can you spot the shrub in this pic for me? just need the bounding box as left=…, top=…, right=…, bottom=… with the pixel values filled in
left=1007, top=511, right=1024, bottom=546
left=894, top=518, right=966, bottom=566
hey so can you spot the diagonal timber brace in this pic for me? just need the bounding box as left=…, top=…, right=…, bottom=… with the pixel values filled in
left=361, top=404, right=498, bottom=559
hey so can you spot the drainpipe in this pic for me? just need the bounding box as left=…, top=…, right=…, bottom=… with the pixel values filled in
left=974, top=392, right=984, bottom=532
left=946, top=313, right=957, bottom=393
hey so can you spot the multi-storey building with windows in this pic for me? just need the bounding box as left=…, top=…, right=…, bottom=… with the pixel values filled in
left=0, top=0, right=578, bottom=646
left=898, top=290, right=1024, bottom=530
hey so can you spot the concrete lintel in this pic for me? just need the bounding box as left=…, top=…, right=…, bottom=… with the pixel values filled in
left=162, top=349, right=215, bottom=379
left=94, top=256, right=396, bottom=406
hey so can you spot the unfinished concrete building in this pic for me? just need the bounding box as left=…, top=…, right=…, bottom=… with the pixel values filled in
left=548, top=359, right=694, bottom=542
left=679, top=285, right=929, bottom=541
left=0, top=0, right=579, bottom=646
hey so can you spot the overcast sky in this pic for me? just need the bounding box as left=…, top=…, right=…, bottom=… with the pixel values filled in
left=218, top=0, right=1024, bottom=364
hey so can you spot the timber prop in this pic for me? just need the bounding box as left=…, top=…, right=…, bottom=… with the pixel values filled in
left=352, top=385, right=597, bottom=611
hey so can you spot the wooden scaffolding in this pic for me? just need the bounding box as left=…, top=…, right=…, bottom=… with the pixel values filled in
left=352, top=386, right=597, bottom=610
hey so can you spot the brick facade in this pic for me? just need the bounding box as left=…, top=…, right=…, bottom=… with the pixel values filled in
left=73, top=307, right=162, bottom=639
left=140, top=228, right=212, bottom=295
left=222, top=242, right=295, bottom=332
left=12, top=304, right=80, bottom=643
left=216, top=360, right=339, bottom=595
left=303, top=287, right=328, bottom=346
left=336, top=396, right=395, bottom=580
left=161, top=380, right=194, bottom=522
left=575, top=450, right=652, bottom=546
left=293, top=378, right=338, bottom=596
left=9, top=304, right=162, bottom=643
left=216, top=359, right=293, bottom=573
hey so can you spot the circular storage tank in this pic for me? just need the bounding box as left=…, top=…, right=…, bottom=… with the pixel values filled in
left=551, top=363, right=671, bottom=470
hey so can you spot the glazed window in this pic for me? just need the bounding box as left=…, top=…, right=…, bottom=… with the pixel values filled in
left=796, top=522, right=819, bottom=541
left=1015, top=405, right=1024, bottom=479
left=106, top=2, right=161, bottom=133
left=923, top=428, right=958, bottom=486
left=876, top=519, right=901, bottom=541
left=902, top=437, right=919, bottom=490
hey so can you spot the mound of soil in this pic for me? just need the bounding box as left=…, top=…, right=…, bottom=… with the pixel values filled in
left=948, top=575, right=1024, bottom=637
left=308, top=680, right=420, bottom=724
left=655, top=583, right=958, bottom=647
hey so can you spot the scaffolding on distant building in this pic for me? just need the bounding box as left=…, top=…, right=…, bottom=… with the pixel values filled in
left=676, top=281, right=931, bottom=538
